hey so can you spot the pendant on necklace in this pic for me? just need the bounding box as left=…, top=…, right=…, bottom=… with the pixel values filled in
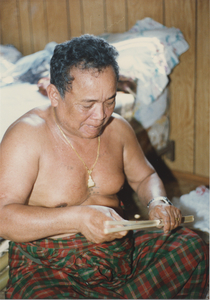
left=88, top=174, right=95, bottom=188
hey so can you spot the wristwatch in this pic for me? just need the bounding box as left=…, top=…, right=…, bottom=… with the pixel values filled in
left=147, top=196, right=173, bottom=208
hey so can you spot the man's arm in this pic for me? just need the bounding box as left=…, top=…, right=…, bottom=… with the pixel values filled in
left=0, top=120, right=76, bottom=241
left=0, top=120, right=126, bottom=243
left=119, top=117, right=182, bottom=233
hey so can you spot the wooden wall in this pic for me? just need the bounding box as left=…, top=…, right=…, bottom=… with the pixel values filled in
left=0, top=0, right=209, bottom=178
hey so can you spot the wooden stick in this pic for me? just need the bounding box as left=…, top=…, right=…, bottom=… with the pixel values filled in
left=104, top=215, right=194, bottom=234
left=105, top=219, right=159, bottom=226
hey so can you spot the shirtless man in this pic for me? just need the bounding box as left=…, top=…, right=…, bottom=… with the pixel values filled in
left=0, top=35, right=208, bottom=299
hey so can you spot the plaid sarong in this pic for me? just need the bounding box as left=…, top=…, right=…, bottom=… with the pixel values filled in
left=6, top=227, right=209, bottom=299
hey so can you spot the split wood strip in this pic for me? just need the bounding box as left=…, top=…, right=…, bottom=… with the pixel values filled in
left=104, top=215, right=194, bottom=234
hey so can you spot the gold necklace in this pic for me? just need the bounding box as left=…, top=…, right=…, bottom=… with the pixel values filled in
left=53, top=109, right=100, bottom=188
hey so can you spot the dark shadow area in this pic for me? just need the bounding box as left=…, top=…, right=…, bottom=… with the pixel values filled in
left=118, top=119, right=182, bottom=219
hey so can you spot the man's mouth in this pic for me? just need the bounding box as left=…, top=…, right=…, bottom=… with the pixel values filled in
left=87, top=123, right=104, bottom=129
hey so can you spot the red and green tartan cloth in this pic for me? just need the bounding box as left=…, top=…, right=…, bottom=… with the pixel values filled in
left=6, top=227, right=209, bottom=299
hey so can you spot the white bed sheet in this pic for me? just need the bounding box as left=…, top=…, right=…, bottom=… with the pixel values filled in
left=0, top=82, right=50, bottom=141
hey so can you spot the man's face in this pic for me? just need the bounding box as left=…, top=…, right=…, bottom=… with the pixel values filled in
left=55, top=66, right=117, bottom=139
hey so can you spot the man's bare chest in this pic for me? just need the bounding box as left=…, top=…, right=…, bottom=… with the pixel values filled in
left=29, top=140, right=125, bottom=207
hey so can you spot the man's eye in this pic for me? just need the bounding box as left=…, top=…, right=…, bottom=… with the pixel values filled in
left=83, top=104, right=93, bottom=109
left=107, top=99, right=115, bottom=106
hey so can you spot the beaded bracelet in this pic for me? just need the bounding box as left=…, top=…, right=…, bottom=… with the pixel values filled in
left=147, top=196, right=173, bottom=208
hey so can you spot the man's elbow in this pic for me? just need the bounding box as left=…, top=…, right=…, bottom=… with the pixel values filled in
left=0, top=198, right=16, bottom=240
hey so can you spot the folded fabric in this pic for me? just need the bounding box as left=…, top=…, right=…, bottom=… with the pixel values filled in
left=100, top=17, right=189, bottom=127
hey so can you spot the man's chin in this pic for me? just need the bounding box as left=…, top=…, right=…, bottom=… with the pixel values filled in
left=80, top=130, right=100, bottom=139
left=82, top=125, right=103, bottom=138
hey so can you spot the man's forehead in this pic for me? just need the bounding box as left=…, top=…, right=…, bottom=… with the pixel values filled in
left=80, top=92, right=117, bottom=103
left=64, top=67, right=117, bottom=101
left=70, top=66, right=116, bottom=86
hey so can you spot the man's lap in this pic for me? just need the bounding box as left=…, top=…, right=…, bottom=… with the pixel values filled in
left=6, top=227, right=209, bottom=299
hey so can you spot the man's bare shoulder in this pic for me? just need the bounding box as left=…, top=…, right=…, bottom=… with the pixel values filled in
left=0, top=105, right=52, bottom=206
left=109, top=113, right=136, bottom=138
left=1, top=104, right=51, bottom=144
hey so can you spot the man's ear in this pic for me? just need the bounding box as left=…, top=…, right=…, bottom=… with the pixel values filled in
left=47, top=84, right=61, bottom=107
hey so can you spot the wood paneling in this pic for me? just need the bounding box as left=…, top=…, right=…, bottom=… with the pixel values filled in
left=45, top=0, right=69, bottom=43
left=127, top=0, right=163, bottom=29
left=0, top=0, right=209, bottom=178
left=18, top=0, right=32, bottom=55
left=0, top=0, right=20, bottom=50
left=82, top=0, right=105, bottom=35
left=195, top=0, right=209, bottom=177
left=164, top=0, right=196, bottom=173
left=106, top=0, right=126, bottom=33
left=68, top=0, right=83, bottom=37
left=172, top=170, right=210, bottom=186
left=30, top=0, right=48, bottom=52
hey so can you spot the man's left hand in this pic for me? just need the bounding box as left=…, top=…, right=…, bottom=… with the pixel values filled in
left=149, top=203, right=182, bottom=233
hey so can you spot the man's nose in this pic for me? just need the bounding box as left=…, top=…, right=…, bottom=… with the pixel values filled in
left=93, top=103, right=106, bottom=120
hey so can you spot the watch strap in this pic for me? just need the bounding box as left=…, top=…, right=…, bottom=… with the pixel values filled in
left=147, top=196, right=173, bottom=208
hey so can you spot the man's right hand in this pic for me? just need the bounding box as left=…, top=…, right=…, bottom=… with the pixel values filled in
left=77, top=205, right=128, bottom=243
